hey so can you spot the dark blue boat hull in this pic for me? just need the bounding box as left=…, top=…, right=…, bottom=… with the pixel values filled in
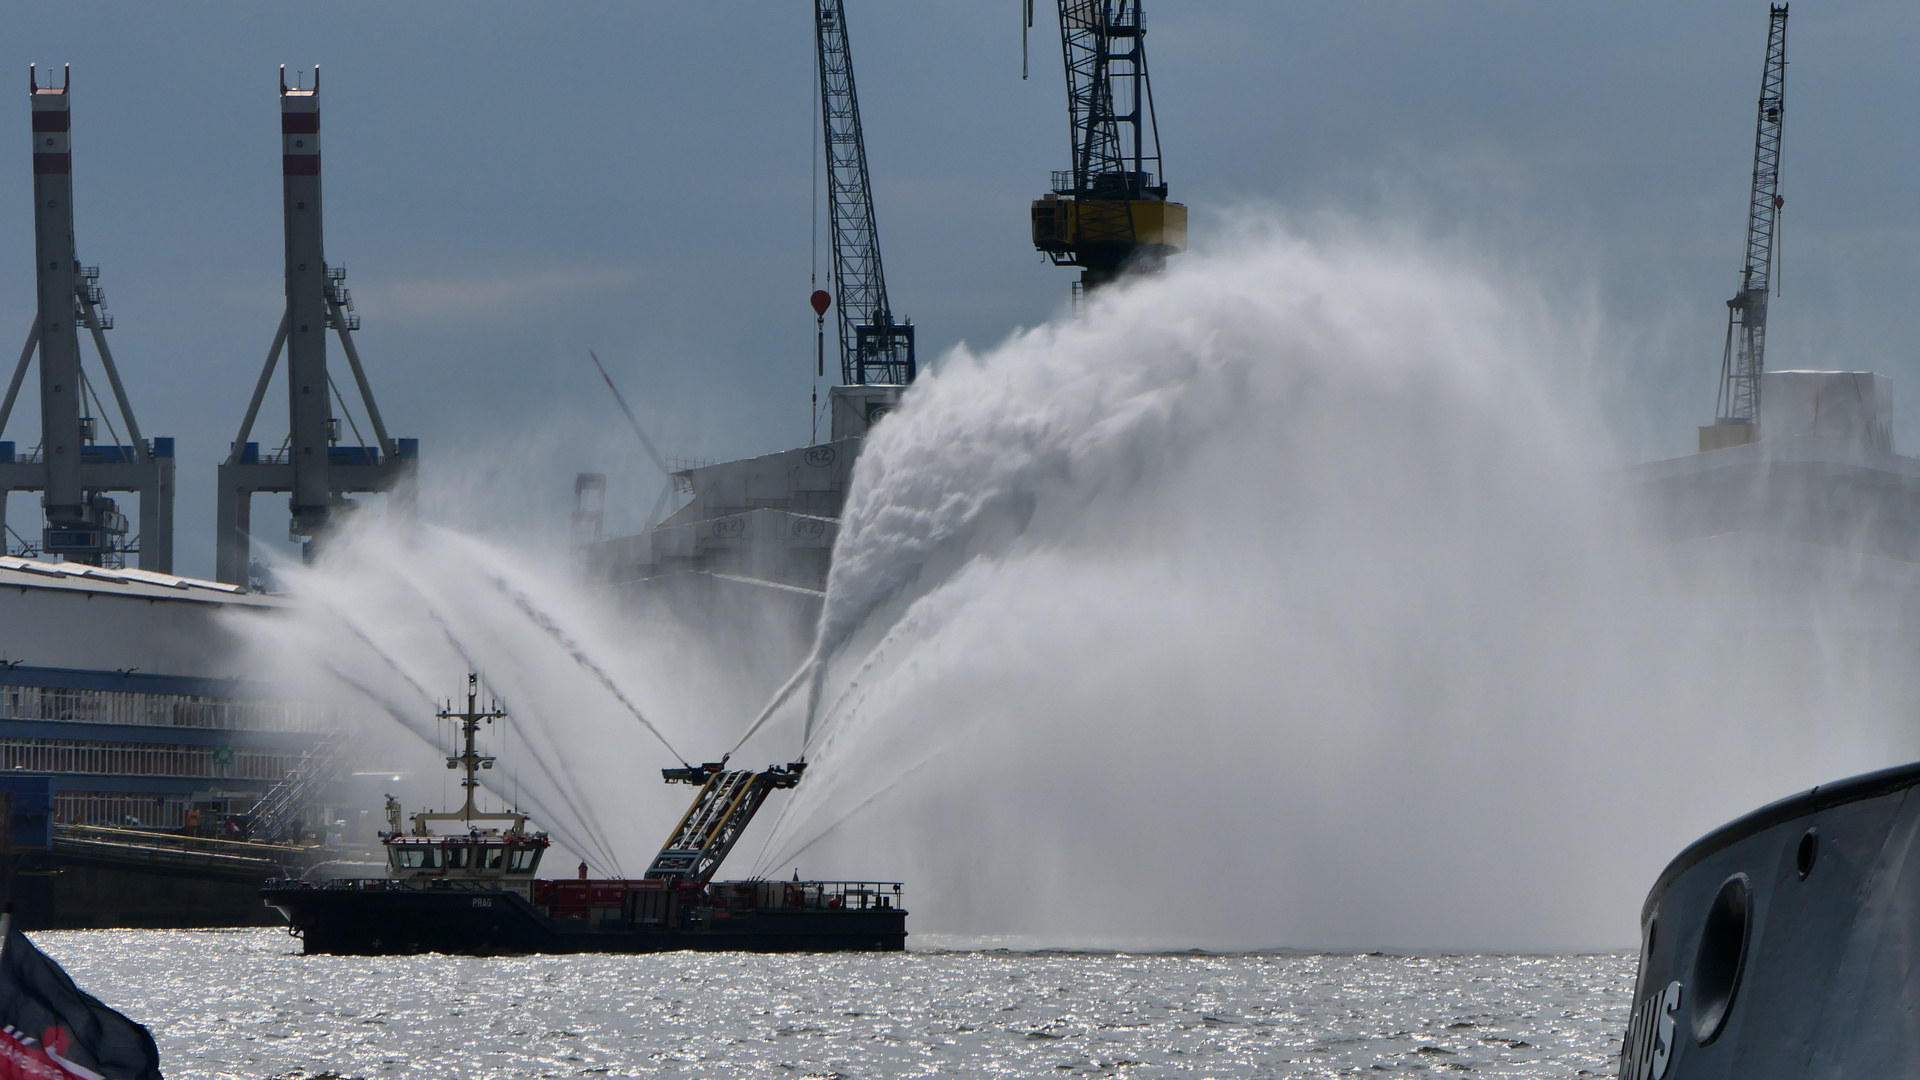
left=1621, top=761, right=1920, bottom=1079
left=261, top=882, right=908, bottom=955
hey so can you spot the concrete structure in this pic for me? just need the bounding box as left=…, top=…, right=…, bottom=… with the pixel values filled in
left=641, top=438, right=857, bottom=583
left=827, top=383, right=902, bottom=445
left=0, top=66, right=175, bottom=569
left=215, top=67, right=416, bottom=585
left=585, top=384, right=900, bottom=599
left=581, top=382, right=903, bottom=698
left=1757, top=370, right=1891, bottom=452
left=1634, top=367, right=1920, bottom=691
left=1633, top=371, right=1920, bottom=566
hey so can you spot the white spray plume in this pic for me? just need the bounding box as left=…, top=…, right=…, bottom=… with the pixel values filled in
left=233, top=521, right=792, bottom=877
left=742, top=220, right=1920, bottom=950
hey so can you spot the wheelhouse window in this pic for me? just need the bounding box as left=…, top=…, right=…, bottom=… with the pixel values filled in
left=444, top=845, right=473, bottom=869
left=482, top=846, right=506, bottom=871
left=507, top=848, right=541, bottom=874
left=389, top=846, right=442, bottom=870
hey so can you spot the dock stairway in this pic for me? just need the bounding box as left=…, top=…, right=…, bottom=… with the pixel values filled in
left=249, top=738, right=345, bottom=843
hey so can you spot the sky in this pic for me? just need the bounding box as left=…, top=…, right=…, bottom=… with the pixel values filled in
left=0, top=1, right=1915, bottom=579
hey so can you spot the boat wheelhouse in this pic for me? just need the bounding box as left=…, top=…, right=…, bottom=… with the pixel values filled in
left=375, top=679, right=549, bottom=893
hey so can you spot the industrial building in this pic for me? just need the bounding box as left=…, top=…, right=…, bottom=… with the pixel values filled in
left=1633, top=371, right=1920, bottom=584
left=0, top=558, right=338, bottom=827
left=0, top=556, right=354, bottom=926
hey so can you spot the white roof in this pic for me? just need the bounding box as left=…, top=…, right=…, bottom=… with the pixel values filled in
left=1627, top=434, right=1920, bottom=485
left=0, top=557, right=280, bottom=606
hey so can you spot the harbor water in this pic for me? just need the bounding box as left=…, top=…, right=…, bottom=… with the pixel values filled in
left=39, top=930, right=1631, bottom=1078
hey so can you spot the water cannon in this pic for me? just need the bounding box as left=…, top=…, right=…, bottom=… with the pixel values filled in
left=661, top=764, right=708, bottom=785
left=766, top=762, right=808, bottom=789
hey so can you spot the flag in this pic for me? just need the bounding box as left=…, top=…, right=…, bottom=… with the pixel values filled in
left=0, top=913, right=160, bottom=1080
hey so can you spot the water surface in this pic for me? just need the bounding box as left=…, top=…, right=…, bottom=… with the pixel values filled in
left=38, top=930, right=1633, bottom=1079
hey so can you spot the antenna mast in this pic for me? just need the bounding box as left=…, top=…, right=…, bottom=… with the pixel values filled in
left=1707, top=5, right=1788, bottom=446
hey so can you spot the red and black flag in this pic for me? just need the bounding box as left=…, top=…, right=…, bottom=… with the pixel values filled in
left=0, top=913, right=160, bottom=1080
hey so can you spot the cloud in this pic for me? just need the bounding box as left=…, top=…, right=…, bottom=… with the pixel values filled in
left=351, top=265, right=641, bottom=325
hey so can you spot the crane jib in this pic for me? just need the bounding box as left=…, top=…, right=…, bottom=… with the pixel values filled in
left=1710, top=5, right=1788, bottom=435
left=815, top=0, right=915, bottom=387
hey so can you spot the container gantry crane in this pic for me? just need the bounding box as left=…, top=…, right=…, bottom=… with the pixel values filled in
left=215, top=67, right=417, bottom=585
left=1701, top=4, right=1788, bottom=453
left=0, top=65, right=176, bottom=570
left=1030, top=0, right=1186, bottom=295
left=815, top=0, right=914, bottom=386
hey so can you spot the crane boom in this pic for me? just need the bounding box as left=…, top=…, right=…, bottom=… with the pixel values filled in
left=1061, top=0, right=1154, bottom=199
left=648, top=762, right=805, bottom=884
left=1031, top=0, right=1186, bottom=293
left=815, top=0, right=914, bottom=386
left=1706, top=4, right=1788, bottom=448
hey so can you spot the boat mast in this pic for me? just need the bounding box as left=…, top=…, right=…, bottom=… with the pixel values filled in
left=438, top=673, right=504, bottom=825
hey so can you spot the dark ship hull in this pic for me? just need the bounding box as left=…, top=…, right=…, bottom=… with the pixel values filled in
left=1619, top=760, right=1920, bottom=1079
left=9, top=844, right=286, bottom=930
left=262, top=877, right=907, bottom=955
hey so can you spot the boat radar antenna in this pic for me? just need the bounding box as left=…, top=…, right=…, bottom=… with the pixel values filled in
left=409, top=673, right=528, bottom=835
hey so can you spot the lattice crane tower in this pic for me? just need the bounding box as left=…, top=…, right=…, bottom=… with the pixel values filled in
left=1701, top=5, right=1788, bottom=453
left=815, top=0, right=915, bottom=386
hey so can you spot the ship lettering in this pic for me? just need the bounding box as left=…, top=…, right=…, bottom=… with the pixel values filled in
left=1651, top=981, right=1681, bottom=1079
left=1623, top=980, right=1683, bottom=1080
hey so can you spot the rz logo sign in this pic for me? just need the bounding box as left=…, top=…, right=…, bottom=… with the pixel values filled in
left=712, top=517, right=745, bottom=539
left=804, top=446, right=836, bottom=467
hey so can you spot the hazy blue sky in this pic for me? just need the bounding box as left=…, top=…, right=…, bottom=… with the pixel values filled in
left=0, top=2, right=1915, bottom=577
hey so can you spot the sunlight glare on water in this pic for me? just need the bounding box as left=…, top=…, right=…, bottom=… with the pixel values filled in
left=38, top=930, right=1630, bottom=1078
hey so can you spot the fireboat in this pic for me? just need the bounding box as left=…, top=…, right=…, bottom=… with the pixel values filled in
left=261, top=675, right=906, bottom=955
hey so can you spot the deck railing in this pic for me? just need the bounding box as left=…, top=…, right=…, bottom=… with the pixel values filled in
left=710, top=879, right=905, bottom=912
left=269, top=876, right=907, bottom=912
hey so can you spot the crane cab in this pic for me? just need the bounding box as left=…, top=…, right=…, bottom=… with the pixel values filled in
left=1032, top=193, right=1186, bottom=265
